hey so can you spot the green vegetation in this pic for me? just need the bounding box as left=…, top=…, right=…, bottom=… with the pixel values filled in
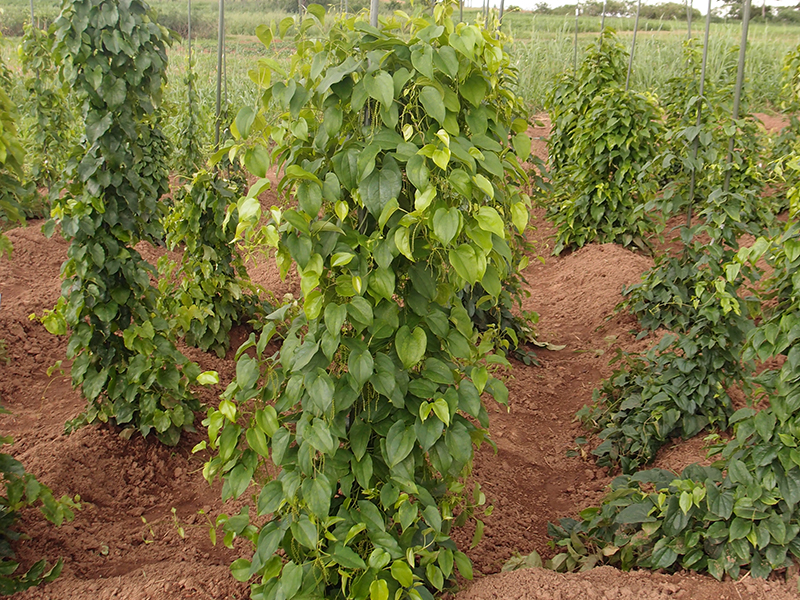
left=45, top=0, right=201, bottom=445
left=3, top=0, right=800, bottom=594
left=197, top=4, right=535, bottom=598
left=547, top=29, right=664, bottom=254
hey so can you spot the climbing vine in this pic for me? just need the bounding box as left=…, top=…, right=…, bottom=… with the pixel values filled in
left=47, top=0, right=200, bottom=445
left=198, top=4, right=533, bottom=598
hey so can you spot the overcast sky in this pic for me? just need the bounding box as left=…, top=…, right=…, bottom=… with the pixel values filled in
left=468, top=0, right=799, bottom=12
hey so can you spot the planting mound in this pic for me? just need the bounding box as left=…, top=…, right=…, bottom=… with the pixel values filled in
left=1, top=216, right=795, bottom=599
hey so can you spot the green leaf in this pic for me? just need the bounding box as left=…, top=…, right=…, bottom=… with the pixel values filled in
left=236, top=355, right=260, bottom=390
left=235, top=107, right=256, bottom=139
left=348, top=345, right=375, bottom=387
left=325, top=303, right=347, bottom=335
left=420, top=87, right=445, bottom=125
left=197, top=371, right=219, bottom=386
left=305, top=418, right=336, bottom=454
left=513, top=133, right=532, bottom=161
left=432, top=208, right=460, bottom=246
left=406, top=154, right=429, bottom=190
left=370, top=579, right=389, bottom=600
left=305, top=475, right=332, bottom=518
left=230, top=558, right=252, bottom=582
left=360, top=158, right=402, bottom=218
left=281, top=562, right=303, bottom=598
left=449, top=244, right=483, bottom=285
left=454, top=551, right=473, bottom=579
left=729, top=517, right=751, bottom=541
left=365, top=70, right=395, bottom=108
left=395, top=326, right=426, bottom=369
left=291, top=515, right=318, bottom=549
left=461, top=74, right=487, bottom=107
left=391, top=560, right=414, bottom=587
left=333, top=543, right=368, bottom=570
left=411, top=44, right=434, bottom=79
left=476, top=206, right=505, bottom=239
left=369, top=267, right=396, bottom=300
left=385, top=420, right=416, bottom=468
left=257, top=480, right=284, bottom=515
left=245, top=145, right=270, bottom=178
left=332, top=146, right=360, bottom=190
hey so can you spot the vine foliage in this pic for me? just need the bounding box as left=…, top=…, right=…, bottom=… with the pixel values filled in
left=159, top=169, right=260, bottom=358
left=199, top=5, right=532, bottom=599
left=546, top=29, right=664, bottom=255
left=19, top=24, right=76, bottom=194
left=48, top=0, right=200, bottom=445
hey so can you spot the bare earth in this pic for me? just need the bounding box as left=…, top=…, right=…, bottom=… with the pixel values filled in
left=1, top=114, right=797, bottom=599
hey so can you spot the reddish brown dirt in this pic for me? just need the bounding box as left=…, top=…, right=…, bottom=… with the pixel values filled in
left=1, top=130, right=797, bottom=599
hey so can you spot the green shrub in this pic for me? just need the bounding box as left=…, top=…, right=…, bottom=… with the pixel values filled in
left=198, top=4, right=534, bottom=598
left=47, top=0, right=201, bottom=445
left=546, top=30, right=665, bottom=255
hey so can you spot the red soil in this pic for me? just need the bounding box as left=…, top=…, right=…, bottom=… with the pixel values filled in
left=1, top=118, right=798, bottom=599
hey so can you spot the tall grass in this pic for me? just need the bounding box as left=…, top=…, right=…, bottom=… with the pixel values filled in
left=511, top=23, right=793, bottom=112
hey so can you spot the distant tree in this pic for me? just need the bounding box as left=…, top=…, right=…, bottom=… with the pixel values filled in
left=639, top=2, right=701, bottom=20
left=532, top=2, right=552, bottom=14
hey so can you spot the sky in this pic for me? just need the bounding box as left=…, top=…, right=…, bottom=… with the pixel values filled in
left=468, top=0, right=799, bottom=12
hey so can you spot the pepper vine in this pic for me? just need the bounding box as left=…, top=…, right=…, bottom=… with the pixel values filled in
left=47, top=0, right=201, bottom=445
left=198, top=4, right=533, bottom=599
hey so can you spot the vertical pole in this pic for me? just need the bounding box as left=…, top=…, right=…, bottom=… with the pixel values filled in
left=188, top=0, right=192, bottom=116
left=625, top=0, right=641, bottom=91
left=723, top=0, right=751, bottom=193
left=686, top=0, right=692, bottom=39
left=460, top=0, right=463, bottom=23
left=573, top=4, right=579, bottom=73
left=601, top=0, right=607, bottom=32
left=370, top=0, right=378, bottom=26
left=686, top=0, right=713, bottom=228
left=215, top=0, right=224, bottom=150
left=29, top=0, right=34, bottom=26
left=499, top=0, right=505, bottom=26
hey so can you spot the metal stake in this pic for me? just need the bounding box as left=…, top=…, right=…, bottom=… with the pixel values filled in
left=686, top=0, right=713, bottom=228
left=370, top=0, right=378, bottom=26
left=723, top=0, right=751, bottom=193
left=188, top=0, right=192, bottom=115
left=601, top=0, right=607, bottom=32
left=625, top=0, right=641, bottom=91
left=686, top=0, right=692, bottom=39
left=573, top=4, right=579, bottom=73
left=215, top=0, right=224, bottom=150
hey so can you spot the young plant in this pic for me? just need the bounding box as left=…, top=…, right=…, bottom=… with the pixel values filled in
left=0, top=70, right=26, bottom=259
left=159, top=169, right=261, bottom=357
left=200, top=5, right=532, bottom=599
left=546, top=204, right=800, bottom=582
left=19, top=24, right=76, bottom=195
left=48, top=0, right=201, bottom=445
left=546, top=29, right=664, bottom=255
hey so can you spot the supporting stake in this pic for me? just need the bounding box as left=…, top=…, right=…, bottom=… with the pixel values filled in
left=723, top=0, right=751, bottom=194
left=573, top=4, right=579, bottom=73
left=686, top=0, right=692, bottom=39
left=29, top=0, right=34, bottom=26
left=214, top=0, right=224, bottom=151
left=187, top=0, right=193, bottom=119
left=601, top=0, right=607, bottom=31
left=370, top=0, right=378, bottom=26
left=686, top=0, right=713, bottom=229
left=625, top=0, right=641, bottom=91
